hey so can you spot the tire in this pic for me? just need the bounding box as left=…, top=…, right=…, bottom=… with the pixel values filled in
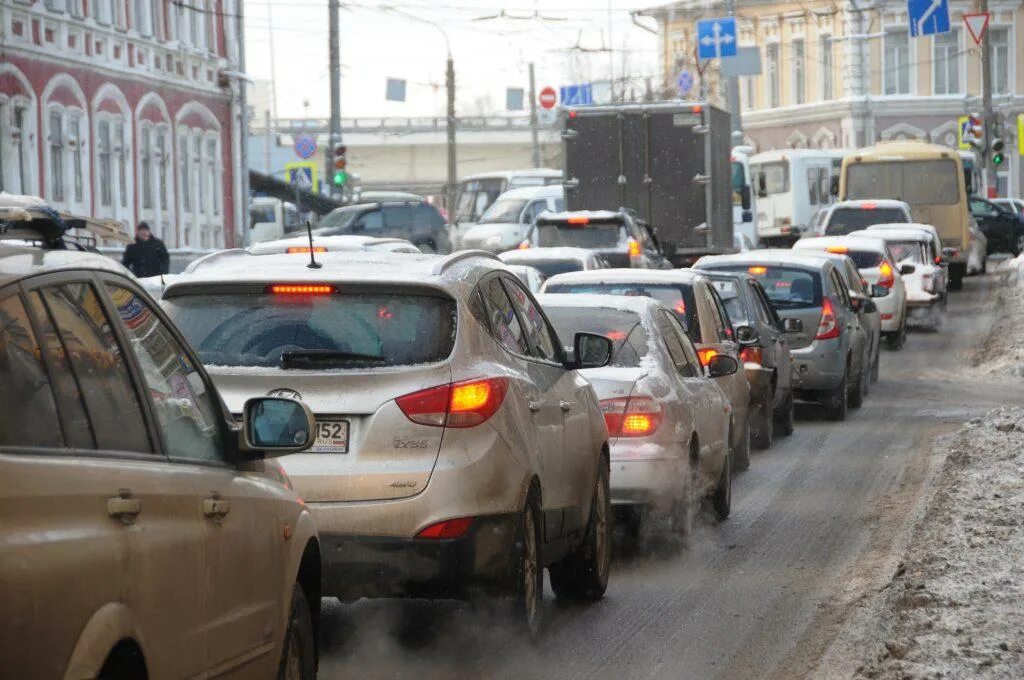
left=849, top=362, right=867, bottom=409
left=948, top=265, right=964, bottom=292
left=750, top=394, right=774, bottom=450
left=1014, top=233, right=1024, bottom=257
left=549, top=463, right=611, bottom=601
left=670, top=455, right=698, bottom=539
left=982, top=258, right=988, bottom=274
left=711, top=442, right=732, bottom=520
left=885, top=319, right=907, bottom=351
left=511, top=495, right=543, bottom=638
left=774, top=388, right=795, bottom=436
left=731, top=416, right=751, bottom=472
left=822, top=372, right=848, bottom=421
left=277, top=584, right=315, bottom=680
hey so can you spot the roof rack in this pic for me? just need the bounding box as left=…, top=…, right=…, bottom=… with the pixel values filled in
left=431, top=249, right=500, bottom=276
left=184, top=248, right=251, bottom=273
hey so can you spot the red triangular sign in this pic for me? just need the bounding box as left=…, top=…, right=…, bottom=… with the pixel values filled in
left=964, top=12, right=990, bottom=46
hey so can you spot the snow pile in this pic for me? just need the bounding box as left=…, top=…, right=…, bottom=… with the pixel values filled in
left=971, top=256, right=1024, bottom=377
left=852, top=407, right=1024, bottom=679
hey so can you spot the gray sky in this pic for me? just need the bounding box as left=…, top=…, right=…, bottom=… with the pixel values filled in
left=243, top=0, right=664, bottom=119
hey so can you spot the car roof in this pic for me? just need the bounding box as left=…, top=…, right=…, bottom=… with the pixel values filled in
left=831, top=199, right=910, bottom=210
left=794, top=235, right=891, bottom=254
left=535, top=210, right=627, bottom=224
left=866, top=223, right=939, bottom=237
left=697, top=249, right=836, bottom=271
left=851, top=228, right=933, bottom=243
left=461, top=168, right=561, bottom=182
left=491, top=184, right=563, bottom=201
left=535, top=292, right=663, bottom=318
left=499, top=247, right=594, bottom=263
left=248, top=234, right=419, bottom=255
left=0, top=241, right=133, bottom=288
left=544, top=267, right=705, bottom=288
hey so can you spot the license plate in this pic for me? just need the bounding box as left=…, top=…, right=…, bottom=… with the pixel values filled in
left=311, top=420, right=349, bottom=453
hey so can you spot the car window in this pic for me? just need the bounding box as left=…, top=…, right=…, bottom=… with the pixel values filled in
left=502, top=277, right=559, bottom=362
left=845, top=262, right=866, bottom=295
left=745, top=281, right=774, bottom=326
left=825, top=207, right=908, bottom=235
left=382, top=206, right=415, bottom=229
left=818, top=168, right=830, bottom=205
left=479, top=277, right=529, bottom=356
left=543, top=306, right=649, bottom=368
left=807, top=167, right=819, bottom=205
left=414, top=205, right=443, bottom=229
left=106, top=284, right=223, bottom=463
left=355, top=210, right=384, bottom=232
left=721, top=265, right=823, bottom=310
left=703, top=284, right=734, bottom=342
left=33, top=283, right=152, bottom=453
left=0, top=292, right=63, bottom=448
left=545, top=282, right=699, bottom=338
left=709, top=278, right=748, bottom=326
left=661, top=311, right=701, bottom=378
left=521, top=200, right=548, bottom=225
left=829, top=270, right=851, bottom=308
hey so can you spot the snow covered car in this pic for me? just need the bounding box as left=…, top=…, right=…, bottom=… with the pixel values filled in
left=459, top=185, right=563, bottom=253
left=817, top=199, right=913, bottom=237
left=538, top=294, right=737, bottom=534
left=852, top=228, right=944, bottom=329
left=499, top=246, right=608, bottom=278
left=865, top=223, right=947, bottom=294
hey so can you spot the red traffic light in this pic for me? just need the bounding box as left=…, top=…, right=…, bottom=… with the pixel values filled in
left=333, top=144, right=347, bottom=157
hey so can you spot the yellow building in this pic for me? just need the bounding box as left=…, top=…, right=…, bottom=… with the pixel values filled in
left=639, top=0, right=1024, bottom=195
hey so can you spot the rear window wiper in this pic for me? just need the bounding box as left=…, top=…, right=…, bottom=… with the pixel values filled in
left=281, top=350, right=388, bottom=369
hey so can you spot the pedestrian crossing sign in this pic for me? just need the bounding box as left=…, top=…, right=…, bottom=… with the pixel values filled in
left=285, top=162, right=319, bottom=194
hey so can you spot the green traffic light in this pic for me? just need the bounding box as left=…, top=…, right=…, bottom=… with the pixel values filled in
left=333, top=171, right=348, bottom=185
left=993, top=153, right=1005, bottom=166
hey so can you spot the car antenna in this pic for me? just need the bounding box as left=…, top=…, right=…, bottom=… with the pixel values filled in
left=304, top=220, right=322, bottom=269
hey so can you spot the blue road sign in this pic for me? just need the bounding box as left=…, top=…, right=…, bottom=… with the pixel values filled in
left=288, top=166, right=313, bottom=189
left=677, top=70, right=694, bottom=95
left=697, top=17, right=737, bottom=60
left=560, top=84, right=593, bottom=106
left=908, top=0, right=950, bottom=38
left=294, top=134, right=317, bottom=160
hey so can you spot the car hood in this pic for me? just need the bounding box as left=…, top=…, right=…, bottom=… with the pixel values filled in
left=460, top=223, right=527, bottom=251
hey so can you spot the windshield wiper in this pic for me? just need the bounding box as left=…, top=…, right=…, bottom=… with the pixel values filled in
left=281, top=350, right=388, bottom=369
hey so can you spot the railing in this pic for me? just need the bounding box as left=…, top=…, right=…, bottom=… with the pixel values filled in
left=250, top=115, right=557, bottom=134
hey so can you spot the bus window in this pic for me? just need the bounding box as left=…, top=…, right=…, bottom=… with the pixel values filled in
left=754, top=161, right=789, bottom=197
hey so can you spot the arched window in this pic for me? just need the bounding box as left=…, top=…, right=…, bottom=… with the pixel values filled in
left=0, top=95, right=37, bottom=195
left=43, top=103, right=88, bottom=211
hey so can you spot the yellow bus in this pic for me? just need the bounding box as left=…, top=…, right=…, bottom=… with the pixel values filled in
left=838, top=140, right=971, bottom=290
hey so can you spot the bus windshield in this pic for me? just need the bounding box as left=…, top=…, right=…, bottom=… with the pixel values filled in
left=753, top=161, right=789, bottom=196
left=846, top=160, right=959, bottom=206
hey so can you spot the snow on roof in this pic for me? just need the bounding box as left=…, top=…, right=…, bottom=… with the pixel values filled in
left=696, top=249, right=835, bottom=269
left=833, top=199, right=910, bottom=209
left=852, top=228, right=935, bottom=243
left=535, top=292, right=662, bottom=316
left=499, top=247, right=594, bottom=263
left=543, top=267, right=703, bottom=288
left=794, top=235, right=891, bottom=253
left=536, top=210, right=624, bottom=223
left=490, top=184, right=563, bottom=200
left=866, top=223, right=940, bottom=238
left=248, top=234, right=418, bottom=255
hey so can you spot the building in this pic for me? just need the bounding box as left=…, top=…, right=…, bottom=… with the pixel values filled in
left=0, top=0, right=246, bottom=248
left=641, top=0, right=1024, bottom=196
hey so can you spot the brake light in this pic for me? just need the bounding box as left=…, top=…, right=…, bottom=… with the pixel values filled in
left=417, top=517, right=474, bottom=539
left=739, top=347, right=763, bottom=364
left=861, top=202, right=877, bottom=210
left=568, top=110, right=578, bottom=119
left=285, top=246, right=327, bottom=254
left=267, top=284, right=335, bottom=295
left=815, top=297, right=841, bottom=340
left=697, top=348, right=719, bottom=366
left=934, top=256, right=942, bottom=265
left=826, top=246, right=849, bottom=254
left=674, top=300, right=686, bottom=315
left=878, top=261, right=895, bottom=288
left=567, top=215, right=590, bottom=225
left=396, top=377, right=508, bottom=428
left=518, top=240, right=531, bottom=250
left=628, top=238, right=641, bottom=257
left=748, top=266, right=767, bottom=275
left=600, top=396, right=662, bottom=437
left=693, top=104, right=703, bottom=114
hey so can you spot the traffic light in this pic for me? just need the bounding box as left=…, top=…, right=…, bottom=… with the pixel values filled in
left=332, top=143, right=348, bottom=186
left=965, top=113, right=986, bottom=152
left=991, top=137, right=1006, bottom=166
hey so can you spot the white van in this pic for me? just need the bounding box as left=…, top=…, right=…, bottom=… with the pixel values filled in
left=459, top=185, right=564, bottom=253
left=450, top=169, right=562, bottom=247
left=731, top=146, right=758, bottom=247
left=248, top=197, right=302, bottom=245
left=751, top=149, right=847, bottom=245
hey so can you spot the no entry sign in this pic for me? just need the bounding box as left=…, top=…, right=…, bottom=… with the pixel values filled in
left=539, top=86, right=557, bottom=110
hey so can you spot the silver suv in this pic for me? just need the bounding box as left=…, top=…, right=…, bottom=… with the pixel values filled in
left=162, top=249, right=614, bottom=635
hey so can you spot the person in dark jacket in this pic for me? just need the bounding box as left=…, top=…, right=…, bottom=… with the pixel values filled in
left=122, top=222, right=170, bottom=278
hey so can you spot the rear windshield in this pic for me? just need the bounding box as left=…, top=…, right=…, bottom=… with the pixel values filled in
left=480, top=198, right=528, bottom=224
left=825, top=207, right=907, bottom=235
left=250, top=205, right=275, bottom=224
left=845, top=160, right=960, bottom=206
left=518, top=259, right=584, bottom=278
left=536, top=223, right=625, bottom=250
left=544, top=282, right=698, bottom=338
left=543, top=307, right=649, bottom=368
left=845, top=250, right=884, bottom=269
left=708, top=278, right=748, bottom=325
left=711, top=266, right=822, bottom=310
left=887, top=241, right=927, bottom=264
left=164, top=291, right=456, bottom=369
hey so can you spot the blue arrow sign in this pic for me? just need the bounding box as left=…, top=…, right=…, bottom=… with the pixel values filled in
left=908, top=0, right=950, bottom=38
left=697, top=17, right=737, bottom=60
left=677, top=70, right=694, bottom=95
left=559, top=84, right=593, bottom=106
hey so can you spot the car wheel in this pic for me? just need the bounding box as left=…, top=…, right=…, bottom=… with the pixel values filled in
left=512, top=495, right=543, bottom=638
left=948, top=269, right=964, bottom=292
left=711, top=441, right=732, bottom=520
left=1014, top=233, right=1024, bottom=257
left=670, top=450, right=698, bottom=539
left=277, top=584, right=315, bottom=680
left=822, top=372, right=848, bottom=421
left=982, top=258, right=988, bottom=274
left=549, top=463, right=611, bottom=601
left=885, top=320, right=907, bottom=351
left=849, top=362, right=867, bottom=409
left=774, top=389, right=795, bottom=436
left=750, top=394, right=774, bottom=450
left=731, top=417, right=751, bottom=472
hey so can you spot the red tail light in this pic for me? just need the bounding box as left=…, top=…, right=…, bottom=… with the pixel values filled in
left=697, top=348, right=720, bottom=366
left=628, top=238, right=641, bottom=257
left=815, top=297, right=841, bottom=340
left=518, top=240, right=531, bottom=250
left=416, top=517, right=474, bottom=539
left=600, top=396, right=662, bottom=437
left=396, top=378, right=508, bottom=428
left=285, top=246, right=327, bottom=254
left=877, top=261, right=895, bottom=288
left=567, top=215, right=590, bottom=225
left=739, top=347, right=763, bottom=364
left=267, top=284, right=335, bottom=295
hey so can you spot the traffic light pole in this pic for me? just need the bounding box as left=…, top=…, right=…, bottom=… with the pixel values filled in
left=328, top=0, right=342, bottom=199
left=446, top=55, right=457, bottom=221
left=529, top=62, right=541, bottom=168
left=980, top=0, right=994, bottom=196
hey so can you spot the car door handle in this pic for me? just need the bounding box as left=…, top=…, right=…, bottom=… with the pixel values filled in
left=528, top=401, right=543, bottom=413
left=107, top=491, right=141, bottom=524
left=560, top=400, right=574, bottom=412
left=203, top=498, right=231, bottom=519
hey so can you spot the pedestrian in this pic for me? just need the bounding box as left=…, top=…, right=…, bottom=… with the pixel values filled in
left=122, top=221, right=169, bottom=278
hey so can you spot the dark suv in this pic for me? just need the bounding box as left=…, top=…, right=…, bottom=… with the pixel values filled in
left=315, top=201, right=451, bottom=253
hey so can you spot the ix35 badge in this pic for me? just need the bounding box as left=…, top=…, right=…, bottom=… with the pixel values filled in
left=393, top=437, right=429, bottom=449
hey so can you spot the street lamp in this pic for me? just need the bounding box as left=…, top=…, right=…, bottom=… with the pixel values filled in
left=381, top=6, right=457, bottom=221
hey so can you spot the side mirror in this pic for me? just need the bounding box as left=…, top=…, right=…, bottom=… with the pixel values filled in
left=241, top=397, right=315, bottom=458
left=863, top=299, right=877, bottom=314
left=899, top=263, right=916, bottom=275
left=829, top=176, right=839, bottom=197
left=782, top=317, right=803, bottom=333
left=571, top=332, right=612, bottom=370
left=870, top=284, right=890, bottom=298
left=706, top=354, right=739, bottom=378
left=740, top=185, right=752, bottom=211
left=735, top=324, right=759, bottom=345
left=965, top=173, right=974, bottom=195
left=849, top=293, right=864, bottom=311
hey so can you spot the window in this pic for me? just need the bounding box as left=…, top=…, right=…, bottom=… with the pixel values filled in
left=97, top=121, right=112, bottom=207
left=544, top=307, right=648, bottom=368
left=106, top=284, right=223, bottom=462
left=991, top=28, right=1009, bottom=95
left=884, top=30, right=911, bottom=95
left=820, top=35, right=834, bottom=100
left=47, top=110, right=64, bottom=203
left=33, top=283, right=152, bottom=452
left=9, top=104, right=32, bottom=194
left=479, top=277, right=528, bottom=355
left=661, top=311, right=701, bottom=378
left=766, top=43, right=780, bottom=108
left=753, top=161, right=789, bottom=195
left=115, top=122, right=128, bottom=208
left=0, top=293, right=63, bottom=448
left=818, top=168, right=831, bottom=206
left=133, top=0, right=151, bottom=36
left=741, top=75, right=756, bottom=110
left=503, top=278, right=559, bottom=362
left=933, top=30, right=960, bottom=95
left=355, top=210, right=384, bottom=232
left=194, top=135, right=204, bottom=213
left=189, top=3, right=200, bottom=48
left=207, top=138, right=219, bottom=215
left=44, top=0, right=66, bottom=12
left=807, top=167, right=820, bottom=205
left=0, top=101, right=5, bottom=193
left=706, top=287, right=734, bottom=341
left=68, top=115, right=83, bottom=203
left=791, top=39, right=805, bottom=105
left=141, top=127, right=153, bottom=209
left=179, top=136, right=191, bottom=211
left=157, top=131, right=168, bottom=210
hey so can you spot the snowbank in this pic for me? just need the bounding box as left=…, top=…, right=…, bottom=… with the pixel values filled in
left=970, top=255, right=1024, bottom=377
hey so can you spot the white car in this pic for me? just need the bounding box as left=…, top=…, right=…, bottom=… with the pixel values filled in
left=850, top=228, right=944, bottom=329
left=460, top=185, right=564, bottom=253
left=816, top=199, right=914, bottom=237
left=499, top=246, right=607, bottom=278
left=793, top=236, right=909, bottom=350
left=505, top=264, right=546, bottom=293
left=864, top=223, right=947, bottom=293
left=538, top=294, right=737, bottom=533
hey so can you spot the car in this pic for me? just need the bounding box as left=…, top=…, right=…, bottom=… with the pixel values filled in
left=865, top=223, right=948, bottom=294
left=850, top=228, right=944, bottom=330
left=0, top=200, right=322, bottom=679
left=499, top=246, right=608, bottom=278
left=992, top=198, right=1024, bottom=217
left=815, top=199, right=913, bottom=237
left=696, top=250, right=871, bottom=422
left=459, top=185, right=563, bottom=253
left=696, top=270, right=798, bottom=449
left=505, top=264, right=546, bottom=293
left=161, top=249, right=614, bottom=635
left=538, top=294, right=737, bottom=533
left=967, top=223, right=988, bottom=276
left=314, top=200, right=451, bottom=254
left=970, top=196, right=1024, bottom=256
left=813, top=252, right=883, bottom=387
left=794, top=236, right=909, bottom=350
left=542, top=268, right=753, bottom=471
left=522, top=210, right=671, bottom=270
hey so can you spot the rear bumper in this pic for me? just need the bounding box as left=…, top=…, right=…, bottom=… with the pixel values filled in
left=790, top=342, right=845, bottom=392
left=608, top=454, right=686, bottom=507
left=319, top=513, right=519, bottom=600
left=745, top=364, right=774, bottom=405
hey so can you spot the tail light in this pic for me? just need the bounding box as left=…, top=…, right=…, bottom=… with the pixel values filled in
left=567, top=215, right=590, bottom=225
left=285, top=246, right=327, bottom=254
left=826, top=246, right=849, bottom=254
left=396, top=377, right=508, bottom=428
left=600, top=396, right=663, bottom=438
left=267, top=284, right=336, bottom=295
left=877, top=261, right=895, bottom=288
left=417, top=517, right=473, bottom=539
left=697, top=348, right=720, bottom=366
left=815, top=297, right=841, bottom=340
left=518, top=240, right=531, bottom=250
left=628, top=238, right=641, bottom=257
left=739, top=346, right=763, bottom=364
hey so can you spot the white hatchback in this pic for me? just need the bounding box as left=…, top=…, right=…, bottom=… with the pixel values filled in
left=850, top=228, right=945, bottom=329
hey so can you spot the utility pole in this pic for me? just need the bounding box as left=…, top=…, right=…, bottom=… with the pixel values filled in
left=528, top=62, right=540, bottom=168
left=328, top=0, right=342, bottom=199
left=980, top=0, right=994, bottom=196
left=724, top=0, right=742, bottom=145
left=446, top=55, right=458, bottom=218
left=236, top=0, right=249, bottom=247
left=264, top=109, right=271, bottom=174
